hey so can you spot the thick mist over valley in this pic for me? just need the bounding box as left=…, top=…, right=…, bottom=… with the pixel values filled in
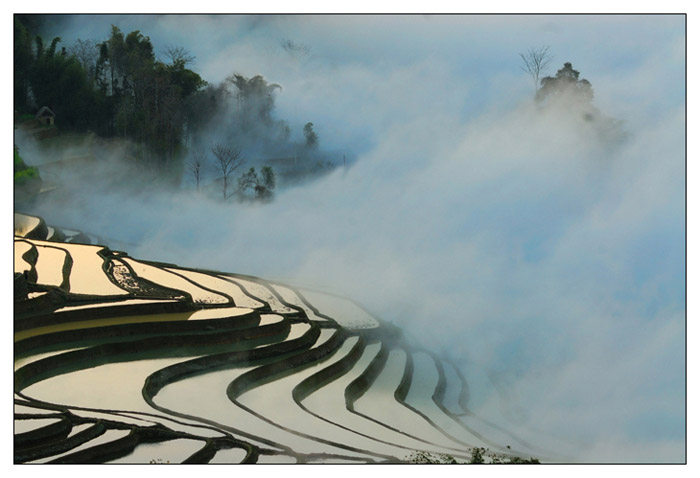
left=13, top=14, right=685, bottom=462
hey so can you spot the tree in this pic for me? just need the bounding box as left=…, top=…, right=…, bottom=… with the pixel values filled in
left=520, top=46, right=552, bottom=97
left=303, top=122, right=318, bottom=148
left=14, top=18, right=34, bottom=109
left=68, top=39, right=100, bottom=85
left=188, top=147, right=207, bottom=191
left=258, top=166, right=276, bottom=201
left=537, top=62, right=594, bottom=104
left=227, top=74, right=281, bottom=130
left=163, top=45, right=195, bottom=66
left=237, top=166, right=276, bottom=202
left=29, top=33, right=106, bottom=131
left=211, top=144, right=244, bottom=200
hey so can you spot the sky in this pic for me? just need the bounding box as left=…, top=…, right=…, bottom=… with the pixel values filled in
left=10, top=12, right=688, bottom=463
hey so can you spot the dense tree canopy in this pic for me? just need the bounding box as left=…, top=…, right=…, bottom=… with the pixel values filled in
left=14, top=17, right=331, bottom=193
left=536, top=62, right=593, bottom=104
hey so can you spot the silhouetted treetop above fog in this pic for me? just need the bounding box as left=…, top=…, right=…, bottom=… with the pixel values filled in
left=536, top=62, right=594, bottom=105
left=532, top=61, right=626, bottom=147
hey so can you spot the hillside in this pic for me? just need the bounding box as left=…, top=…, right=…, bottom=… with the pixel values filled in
left=14, top=212, right=541, bottom=464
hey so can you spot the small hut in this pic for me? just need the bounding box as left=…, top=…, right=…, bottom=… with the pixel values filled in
left=36, top=106, right=56, bottom=126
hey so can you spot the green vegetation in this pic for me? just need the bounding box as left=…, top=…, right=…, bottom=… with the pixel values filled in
left=14, top=15, right=325, bottom=191
left=237, top=166, right=276, bottom=202
left=406, top=448, right=540, bottom=464
left=14, top=146, right=40, bottom=186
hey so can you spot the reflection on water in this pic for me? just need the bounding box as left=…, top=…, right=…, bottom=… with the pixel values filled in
left=15, top=217, right=528, bottom=463
left=14, top=417, right=62, bottom=434
left=208, top=446, right=249, bottom=464
left=28, top=429, right=131, bottom=463
left=24, top=357, right=200, bottom=413
left=107, top=439, right=204, bottom=464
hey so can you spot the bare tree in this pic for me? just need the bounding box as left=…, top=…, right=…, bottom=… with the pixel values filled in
left=164, top=45, right=195, bottom=66
left=211, top=144, right=245, bottom=200
left=520, top=46, right=552, bottom=96
left=188, top=147, right=207, bottom=191
left=280, top=39, right=311, bottom=59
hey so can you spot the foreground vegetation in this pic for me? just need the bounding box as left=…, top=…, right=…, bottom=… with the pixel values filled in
left=407, top=448, right=540, bottom=464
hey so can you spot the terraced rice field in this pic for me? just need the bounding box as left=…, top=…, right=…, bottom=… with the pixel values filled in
left=14, top=213, right=540, bottom=464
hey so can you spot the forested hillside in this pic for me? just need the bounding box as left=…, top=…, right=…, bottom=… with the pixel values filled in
left=14, top=16, right=337, bottom=196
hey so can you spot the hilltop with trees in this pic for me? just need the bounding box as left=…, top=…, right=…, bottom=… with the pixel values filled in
left=14, top=16, right=342, bottom=203
left=520, top=47, right=627, bottom=145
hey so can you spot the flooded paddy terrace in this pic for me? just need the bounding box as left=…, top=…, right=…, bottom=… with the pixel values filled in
left=14, top=213, right=538, bottom=463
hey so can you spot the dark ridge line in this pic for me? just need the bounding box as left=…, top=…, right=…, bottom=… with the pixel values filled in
left=28, top=221, right=76, bottom=240
left=225, top=329, right=398, bottom=462
left=21, top=215, right=49, bottom=241
left=447, top=359, right=471, bottom=414
left=37, top=219, right=108, bottom=249
left=15, top=420, right=107, bottom=463
left=15, top=318, right=292, bottom=392
left=32, top=241, right=74, bottom=291
left=137, top=259, right=300, bottom=315
left=392, top=348, right=478, bottom=452
left=424, top=350, right=469, bottom=417
left=14, top=294, right=196, bottom=332
left=213, top=275, right=273, bottom=312
left=14, top=401, right=247, bottom=464
left=268, top=280, right=392, bottom=332
left=60, top=247, right=73, bottom=291
left=182, top=439, right=221, bottom=464
left=15, top=414, right=72, bottom=450
left=154, top=263, right=236, bottom=305
left=46, top=224, right=67, bottom=243
left=15, top=324, right=292, bottom=391
left=427, top=353, right=509, bottom=452
left=15, top=239, right=39, bottom=283
left=96, top=245, right=135, bottom=295
left=221, top=275, right=309, bottom=319
left=226, top=324, right=327, bottom=398
left=294, top=286, right=386, bottom=330
left=15, top=393, right=249, bottom=453
left=108, top=256, right=194, bottom=300
left=185, top=436, right=259, bottom=464
left=446, top=361, right=543, bottom=455
left=144, top=384, right=295, bottom=458
left=15, top=412, right=66, bottom=420
left=118, top=257, right=207, bottom=304
left=344, top=344, right=469, bottom=456
left=160, top=265, right=238, bottom=305
left=15, top=238, right=73, bottom=292
left=394, top=349, right=492, bottom=452
left=292, top=336, right=464, bottom=458
left=20, top=238, right=114, bottom=295
left=14, top=307, right=262, bottom=358
left=47, top=428, right=140, bottom=463
left=269, top=282, right=338, bottom=325
left=345, top=341, right=390, bottom=407
left=141, top=322, right=327, bottom=455
left=142, top=319, right=315, bottom=399
left=293, top=334, right=370, bottom=403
